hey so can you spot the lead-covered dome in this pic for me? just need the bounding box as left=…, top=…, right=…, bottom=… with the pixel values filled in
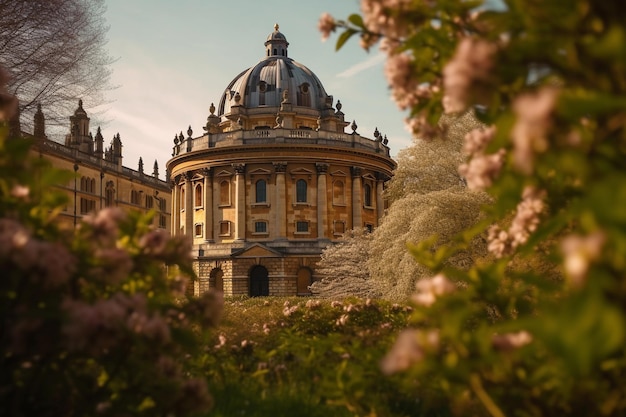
left=218, top=24, right=332, bottom=116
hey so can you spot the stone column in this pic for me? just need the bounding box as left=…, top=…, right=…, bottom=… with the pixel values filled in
left=233, top=163, right=246, bottom=241
left=316, top=163, right=329, bottom=239
left=171, top=177, right=179, bottom=236
left=351, top=166, right=362, bottom=230
left=184, top=172, right=193, bottom=238
left=273, top=162, right=287, bottom=239
left=376, top=173, right=385, bottom=223
left=203, top=168, right=213, bottom=242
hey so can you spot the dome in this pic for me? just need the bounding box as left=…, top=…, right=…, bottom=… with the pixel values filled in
left=217, top=24, right=332, bottom=116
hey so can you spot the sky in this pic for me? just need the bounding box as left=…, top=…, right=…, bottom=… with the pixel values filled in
left=93, top=0, right=413, bottom=179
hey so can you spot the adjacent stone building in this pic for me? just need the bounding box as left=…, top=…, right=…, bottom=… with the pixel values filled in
left=167, top=25, right=396, bottom=297
left=30, top=100, right=171, bottom=230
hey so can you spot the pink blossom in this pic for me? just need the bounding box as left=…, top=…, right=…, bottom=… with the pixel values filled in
left=318, top=13, right=336, bottom=42
left=380, top=329, right=439, bottom=374
left=561, top=231, right=606, bottom=288
left=492, top=330, right=533, bottom=351
left=412, top=273, right=456, bottom=307
left=385, top=52, right=418, bottom=110
left=82, top=207, right=126, bottom=244
left=443, top=37, right=497, bottom=113
left=35, top=241, right=76, bottom=287
left=11, top=184, right=29, bottom=199
left=139, top=229, right=169, bottom=257
left=215, top=334, right=227, bottom=349
left=511, top=87, right=558, bottom=174
left=487, top=187, right=546, bottom=257
left=463, top=126, right=497, bottom=156
left=361, top=0, right=413, bottom=41
left=336, top=314, right=349, bottom=326
left=459, top=149, right=506, bottom=191
left=283, top=305, right=299, bottom=317
left=93, top=247, right=134, bottom=284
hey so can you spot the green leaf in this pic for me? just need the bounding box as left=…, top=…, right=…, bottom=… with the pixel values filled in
left=347, top=13, right=365, bottom=29
left=335, top=28, right=357, bottom=51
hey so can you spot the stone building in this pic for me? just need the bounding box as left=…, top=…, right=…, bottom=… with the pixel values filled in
left=30, top=100, right=171, bottom=230
left=167, top=25, right=396, bottom=297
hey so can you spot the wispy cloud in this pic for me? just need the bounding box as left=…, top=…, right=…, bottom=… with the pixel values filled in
left=336, top=53, right=385, bottom=78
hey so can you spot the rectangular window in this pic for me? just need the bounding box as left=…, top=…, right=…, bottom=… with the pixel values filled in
left=219, top=221, right=231, bottom=236
left=159, top=215, right=167, bottom=229
left=254, top=221, right=268, bottom=233
left=296, top=221, right=309, bottom=233
left=195, top=223, right=203, bottom=237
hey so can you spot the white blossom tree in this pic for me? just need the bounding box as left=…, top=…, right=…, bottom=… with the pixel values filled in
left=369, top=110, right=491, bottom=301
left=310, top=228, right=377, bottom=299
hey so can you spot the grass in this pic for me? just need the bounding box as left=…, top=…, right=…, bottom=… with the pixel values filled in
left=197, top=296, right=423, bottom=417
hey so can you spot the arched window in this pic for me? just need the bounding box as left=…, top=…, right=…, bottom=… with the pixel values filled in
left=255, top=179, right=267, bottom=203
left=364, top=183, right=372, bottom=207
left=194, top=183, right=203, bottom=207
left=296, top=179, right=307, bottom=203
left=105, top=181, right=115, bottom=207
left=219, top=180, right=230, bottom=206
left=180, top=187, right=185, bottom=210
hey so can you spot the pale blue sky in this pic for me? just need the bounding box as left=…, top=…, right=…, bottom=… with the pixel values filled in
left=94, top=0, right=413, bottom=177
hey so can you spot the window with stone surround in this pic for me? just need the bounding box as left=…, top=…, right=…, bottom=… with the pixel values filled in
left=194, top=223, right=203, bottom=237
left=194, top=183, right=203, bottom=208
left=254, top=221, right=268, bottom=234
left=364, top=183, right=373, bottom=207
left=295, top=220, right=309, bottom=234
left=255, top=179, right=267, bottom=203
left=219, top=221, right=231, bottom=236
left=296, top=179, right=307, bottom=203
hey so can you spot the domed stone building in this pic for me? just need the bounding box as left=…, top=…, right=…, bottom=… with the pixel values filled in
left=167, top=24, right=396, bottom=297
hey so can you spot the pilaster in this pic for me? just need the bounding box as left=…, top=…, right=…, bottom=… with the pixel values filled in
left=233, top=163, right=246, bottom=240
left=316, top=163, right=329, bottom=238
left=184, top=172, right=193, bottom=238
left=203, top=168, right=213, bottom=242
left=273, top=162, right=287, bottom=239
left=351, top=166, right=362, bottom=230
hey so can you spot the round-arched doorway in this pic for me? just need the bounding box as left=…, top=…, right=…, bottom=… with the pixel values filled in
left=209, top=268, right=224, bottom=292
left=249, top=265, right=269, bottom=297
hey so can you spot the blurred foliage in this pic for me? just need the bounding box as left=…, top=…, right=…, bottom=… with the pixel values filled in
left=0, top=101, right=219, bottom=415
left=324, top=0, right=626, bottom=415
